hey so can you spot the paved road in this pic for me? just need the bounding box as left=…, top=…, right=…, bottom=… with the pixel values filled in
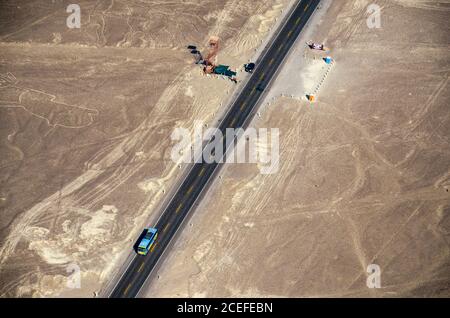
left=110, top=0, right=320, bottom=298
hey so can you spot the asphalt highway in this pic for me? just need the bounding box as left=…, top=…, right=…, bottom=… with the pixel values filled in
left=110, top=0, right=321, bottom=298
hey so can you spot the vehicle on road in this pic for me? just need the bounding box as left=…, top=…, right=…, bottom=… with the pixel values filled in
left=244, top=62, right=255, bottom=73
left=137, top=228, right=158, bottom=255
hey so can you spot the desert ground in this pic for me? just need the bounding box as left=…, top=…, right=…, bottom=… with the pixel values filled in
left=146, top=0, right=450, bottom=297
left=0, top=0, right=292, bottom=297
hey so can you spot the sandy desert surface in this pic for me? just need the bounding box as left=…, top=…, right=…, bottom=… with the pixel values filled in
left=0, top=0, right=291, bottom=297
left=146, top=0, right=450, bottom=297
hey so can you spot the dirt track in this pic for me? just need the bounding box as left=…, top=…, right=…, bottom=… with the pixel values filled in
left=0, top=0, right=290, bottom=297
left=145, top=0, right=450, bottom=297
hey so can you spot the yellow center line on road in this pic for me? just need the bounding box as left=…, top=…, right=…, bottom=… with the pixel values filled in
left=186, top=185, right=194, bottom=195
left=230, top=117, right=237, bottom=127
left=163, top=223, right=170, bottom=233
left=304, top=4, right=309, bottom=11
left=198, top=167, right=206, bottom=177
left=150, top=242, right=158, bottom=253
left=123, top=283, right=132, bottom=295
left=175, top=203, right=183, bottom=213
left=269, top=58, right=275, bottom=66
left=240, top=102, right=247, bottom=110
left=287, top=30, right=293, bottom=38
left=295, top=17, right=301, bottom=25
left=138, top=262, right=145, bottom=273
left=259, top=72, right=265, bottom=80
